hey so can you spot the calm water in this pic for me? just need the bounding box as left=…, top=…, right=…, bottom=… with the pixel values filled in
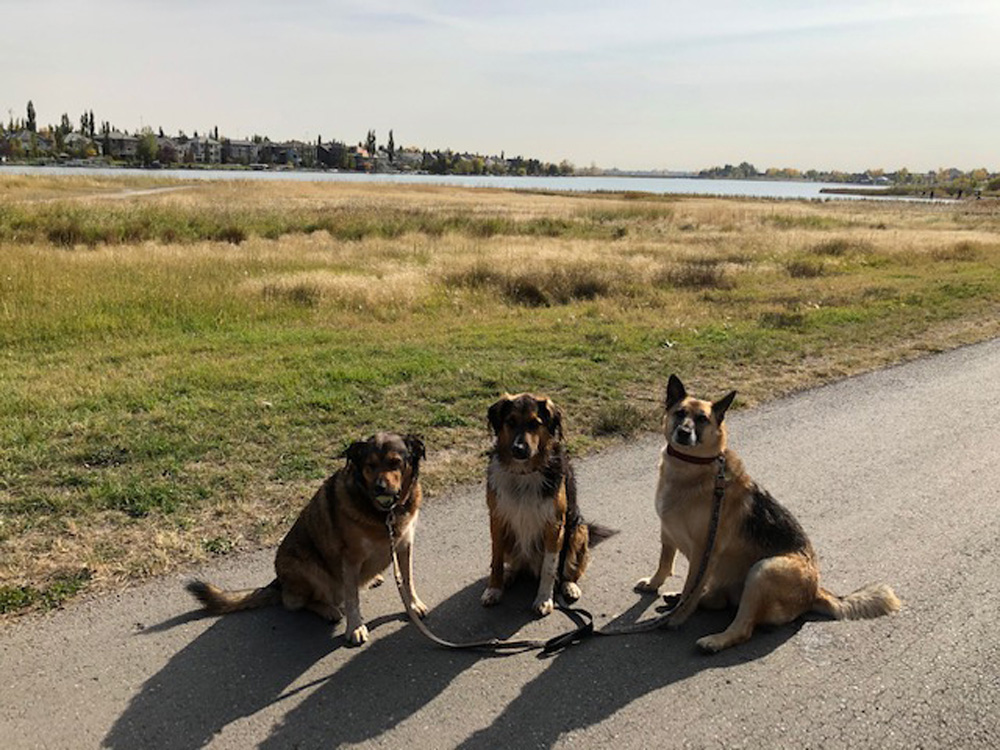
left=2, top=164, right=894, bottom=201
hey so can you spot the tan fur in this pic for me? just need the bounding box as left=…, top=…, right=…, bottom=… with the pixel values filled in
left=187, top=432, right=427, bottom=646
left=482, top=393, right=597, bottom=616
left=636, top=375, right=900, bottom=653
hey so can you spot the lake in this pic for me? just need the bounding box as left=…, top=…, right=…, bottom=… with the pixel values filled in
left=1, top=164, right=896, bottom=201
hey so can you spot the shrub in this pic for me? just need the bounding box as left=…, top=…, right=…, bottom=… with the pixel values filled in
left=786, top=259, right=827, bottom=278
left=660, top=260, right=736, bottom=290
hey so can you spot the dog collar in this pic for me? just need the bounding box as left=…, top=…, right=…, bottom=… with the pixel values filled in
left=667, top=444, right=721, bottom=465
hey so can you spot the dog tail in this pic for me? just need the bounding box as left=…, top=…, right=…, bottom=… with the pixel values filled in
left=585, top=522, right=619, bottom=547
left=186, top=578, right=281, bottom=615
left=812, top=583, right=901, bottom=620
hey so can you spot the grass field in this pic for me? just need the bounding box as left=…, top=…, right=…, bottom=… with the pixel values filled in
left=2, top=174, right=999, bottom=614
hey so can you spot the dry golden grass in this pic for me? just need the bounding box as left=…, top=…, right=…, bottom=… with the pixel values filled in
left=2, top=174, right=999, bottom=614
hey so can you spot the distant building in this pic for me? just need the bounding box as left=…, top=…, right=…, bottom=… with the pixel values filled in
left=188, top=136, right=222, bottom=164
left=225, top=139, right=258, bottom=165
left=106, top=130, right=138, bottom=159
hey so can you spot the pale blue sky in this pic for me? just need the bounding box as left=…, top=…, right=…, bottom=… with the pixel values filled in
left=3, top=1, right=998, bottom=172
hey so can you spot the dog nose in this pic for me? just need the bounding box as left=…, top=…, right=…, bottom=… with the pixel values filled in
left=511, top=439, right=530, bottom=459
left=675, top=427, right=694, bottom=445
left=375, top=478, right=392, bottom=495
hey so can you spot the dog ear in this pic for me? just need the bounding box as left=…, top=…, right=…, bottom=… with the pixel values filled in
left=537, top=397, right=563, bottom=439
left=404, top=434, right=426, bottom=471
left=665, top=374, right=687, bottom=410
left=712, top=391, right=737, bottom=423
left=487, top=395, right=513, bottom=435
left=340, top=440, right=370, bottom=468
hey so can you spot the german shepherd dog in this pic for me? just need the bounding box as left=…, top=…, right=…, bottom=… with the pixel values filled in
left=635, top=375, right=900, bottom=652
left=482, top=393, right=614, bottom=616
left=187, top=432, right=427, bottom=646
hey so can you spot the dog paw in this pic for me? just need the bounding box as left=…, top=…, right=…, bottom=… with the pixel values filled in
left=369, top=574, right=384, bottom=589
left=654, top=592, right=683, bottom=613
left=409, top=597, right=428, bottom=618
left=561, top=581, right=582, bottom=601
left=696, top=634, right=726, bottom=654
left=481, top=587, right=503, bottom=607
left=533, top=597, right=555, bottom=617
left=634, top=576, right=661, bottom=593
left=347, top=623, right=370, bottom=646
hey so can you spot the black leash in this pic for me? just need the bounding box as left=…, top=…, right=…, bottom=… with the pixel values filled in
left=386, top=509, right=591, bottom=654
left=387, top=453, right=726, bottom=654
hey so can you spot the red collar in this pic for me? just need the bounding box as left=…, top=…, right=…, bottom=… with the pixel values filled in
left=667, top=444, right=721, bottom=465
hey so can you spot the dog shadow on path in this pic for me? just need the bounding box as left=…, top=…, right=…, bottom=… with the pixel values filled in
left=102, top=579, right=540, bottom=750
left=456, top=595, right=802, bottom=750
left=103, top=582, right=798, bottom=750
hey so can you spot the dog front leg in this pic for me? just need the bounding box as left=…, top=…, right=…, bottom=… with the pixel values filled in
left=533, top=519, right=564, bottom=617
left=481, top=504, right=506, bottom=607
left=635, top=526, right=678, bottom=593
left=395, top=529, right=427, bottom=618
left=342, top=556, right=369, bottom=645
left=663, top=543, right=713, bottom=628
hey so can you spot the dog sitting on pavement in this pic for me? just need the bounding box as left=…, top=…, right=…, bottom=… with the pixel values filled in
left=481, top=393, right=615, bottom=616
left=187, top=432, right=427, bottom=646
left=635, top=375, right=900, bottom=652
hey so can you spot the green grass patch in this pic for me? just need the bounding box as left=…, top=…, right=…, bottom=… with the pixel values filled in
left=2, top=179, right=1000, bottom=613
left=0, top=569, right=92, bottom=614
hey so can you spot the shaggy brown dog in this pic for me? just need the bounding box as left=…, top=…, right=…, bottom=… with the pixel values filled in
left=187, top=432, right=426, bottom=646
left=636, top=375, right=900, bottom=652
left=482, top=393, right=614, bottom=616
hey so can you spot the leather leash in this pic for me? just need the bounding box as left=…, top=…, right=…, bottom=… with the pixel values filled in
left=385, top=453, right=726, bottom=653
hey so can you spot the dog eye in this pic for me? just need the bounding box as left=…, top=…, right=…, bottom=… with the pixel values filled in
left=674, top=409, right=687, bottom=420
left=695, top=414, right=709, bottom=425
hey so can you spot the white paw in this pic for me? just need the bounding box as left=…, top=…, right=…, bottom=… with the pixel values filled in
left=409, top=597, right=428, bottom=618
left=696, top=634, right=725, bottom=654
left=562, top=581, right=582, bottom=601
left=347, top=623, right=369, bottom=646
left=369, top=574, right=384, bottom=589
left=634, top=576, right=661, bottom=593
left=533, top=597, right=555, bottom=617
left=481, top=587, right=503, bottom=607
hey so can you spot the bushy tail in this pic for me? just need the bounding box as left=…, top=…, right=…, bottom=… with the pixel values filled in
left=586, top=522, right=619, bottom=547
left=186, top=578, right=281, bottom=615
left=812, top=583, right=901, bottom=620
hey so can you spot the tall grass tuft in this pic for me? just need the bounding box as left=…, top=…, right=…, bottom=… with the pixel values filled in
left=658, top=259, right=736, bottom=290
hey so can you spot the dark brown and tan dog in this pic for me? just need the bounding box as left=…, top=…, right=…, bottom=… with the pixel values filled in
left=635, top=375, right=900, bottom=652
left=482, top=393, right=614, bottom=616
left=187, top=432, right=427, bottom=646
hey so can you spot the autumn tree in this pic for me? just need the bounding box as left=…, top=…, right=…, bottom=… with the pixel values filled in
left=136, top=129, right=158, bottom=166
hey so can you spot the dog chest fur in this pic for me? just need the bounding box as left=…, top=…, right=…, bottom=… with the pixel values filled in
left=488, top=458, right=555, bottom=566
left=654, top=448, right=715, bottom=555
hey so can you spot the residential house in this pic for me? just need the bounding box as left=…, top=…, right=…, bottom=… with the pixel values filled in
left=106, top=130, right=138, bottom=159
left=6, top=129, right=52, bottom=156
left=225, top=139, right=258, bottom=165
left=188, top=136, right=222, bottom=164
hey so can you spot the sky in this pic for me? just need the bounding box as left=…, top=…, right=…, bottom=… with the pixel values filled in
left=3, top=0, right=999, bottom=173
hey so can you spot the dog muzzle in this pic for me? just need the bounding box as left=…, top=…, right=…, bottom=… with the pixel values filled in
left=511, top=436, right=530, bottom=460
left=672, top=426, right=696, bottom=447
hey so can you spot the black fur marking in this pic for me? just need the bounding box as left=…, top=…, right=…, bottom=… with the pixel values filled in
left=536, top=398, right=563, bottom=439
left=488, top=398, right=513, bottom=435
left=666, top=374, right=687, bottom=409
left=712, top=390, right=737, bottom=423
left=742, top=484, right=810, bottom=556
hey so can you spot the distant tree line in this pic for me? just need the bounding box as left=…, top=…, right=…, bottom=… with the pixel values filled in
left=1, top=100, right=576, bottom=176
left=698, top=161, right=1000, bottom=194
